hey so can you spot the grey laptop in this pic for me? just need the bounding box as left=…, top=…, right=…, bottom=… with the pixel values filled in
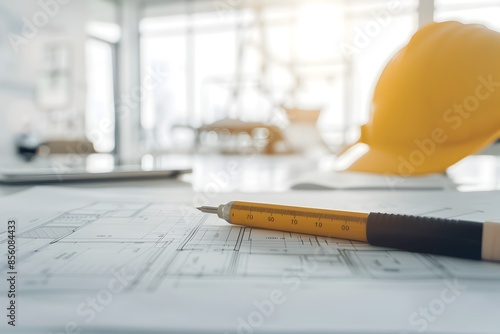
left=0, top=158, right=191, bottom=184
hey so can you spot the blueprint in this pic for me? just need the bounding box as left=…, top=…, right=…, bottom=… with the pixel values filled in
left=1, top=187, right=500, bottom=333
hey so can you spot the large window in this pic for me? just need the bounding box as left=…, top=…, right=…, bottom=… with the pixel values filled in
left=140, top=0, right=418, bottom=151
left=435, top=0, right=500, bottom=30
left=85, top=37, right=116, bottom=153
left=102, top=0, right=500, bottom=154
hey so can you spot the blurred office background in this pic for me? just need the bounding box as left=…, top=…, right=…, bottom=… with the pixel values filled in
left=1, top=0, right=500, bottom=161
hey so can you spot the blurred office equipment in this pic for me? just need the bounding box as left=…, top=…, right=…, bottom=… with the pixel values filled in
left=1, top=0, right=500, bottom=166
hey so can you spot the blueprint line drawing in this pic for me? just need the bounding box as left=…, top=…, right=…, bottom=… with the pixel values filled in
left=2, top=198, right=500, bottom=296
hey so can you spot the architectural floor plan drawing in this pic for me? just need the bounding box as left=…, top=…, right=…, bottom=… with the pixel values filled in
left=2, top=187, right=500, bottom=333
left=3, top=189, right=500, bottom=296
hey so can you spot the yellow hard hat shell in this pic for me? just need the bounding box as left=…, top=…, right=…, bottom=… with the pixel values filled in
left=338, top=21, right=500, bottom=175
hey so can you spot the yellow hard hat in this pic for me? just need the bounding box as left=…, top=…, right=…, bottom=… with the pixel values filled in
left=338, top=21, right=500, bottom=175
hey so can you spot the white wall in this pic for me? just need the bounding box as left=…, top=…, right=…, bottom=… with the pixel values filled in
left=0, top=0, right=112, bottom=157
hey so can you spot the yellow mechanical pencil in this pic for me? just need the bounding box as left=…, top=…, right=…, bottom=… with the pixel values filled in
left=197, top=201, right=500, bottom=262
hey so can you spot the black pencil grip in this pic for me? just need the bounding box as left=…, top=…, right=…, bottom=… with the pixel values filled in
left=366, top=213, right=483, bottom=260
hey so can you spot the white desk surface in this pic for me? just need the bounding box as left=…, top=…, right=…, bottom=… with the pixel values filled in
left=1, top=152, right=500, bottom=197
left=2, top=152, right=500, bottom=334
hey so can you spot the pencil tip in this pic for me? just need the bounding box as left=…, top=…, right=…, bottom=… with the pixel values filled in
left=196, top=206, right=219, bottom=214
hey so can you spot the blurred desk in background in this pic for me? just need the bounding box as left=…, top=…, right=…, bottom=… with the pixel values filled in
left=2, top=148, right=500, bottom=197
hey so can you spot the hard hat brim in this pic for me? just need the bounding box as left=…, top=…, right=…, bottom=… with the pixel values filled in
left=336, top=132, right=500, bottom=176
